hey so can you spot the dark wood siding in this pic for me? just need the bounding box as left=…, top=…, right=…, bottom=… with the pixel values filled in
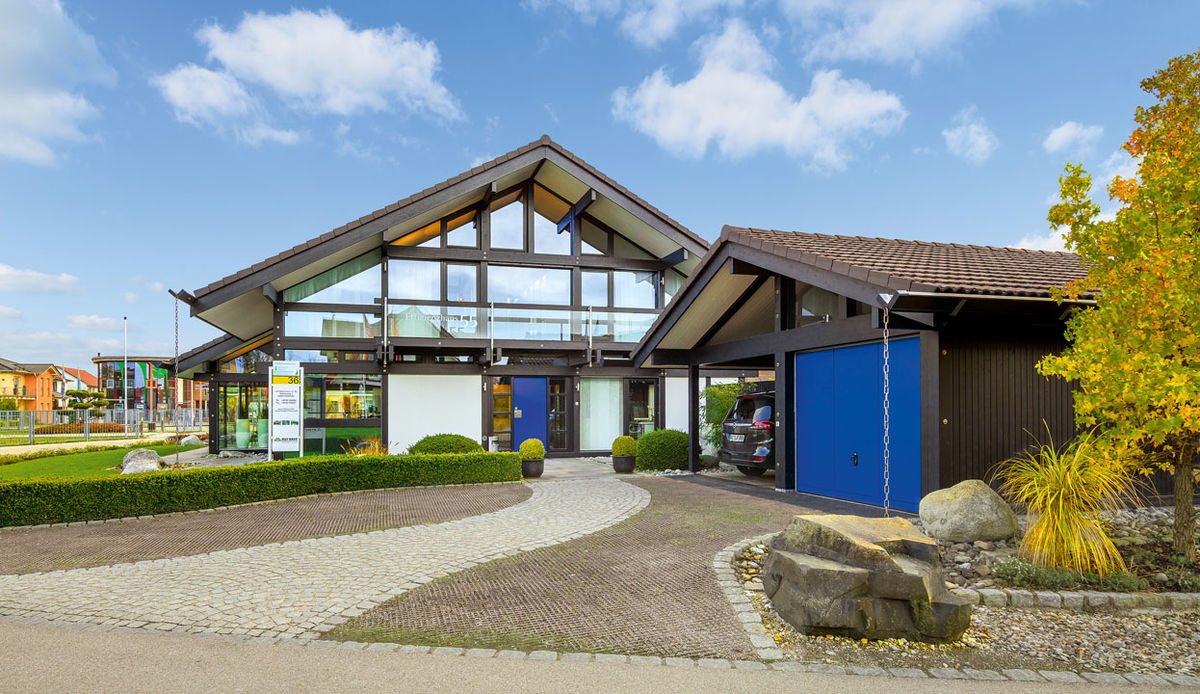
left=937, top=331, right=1075, bottom=488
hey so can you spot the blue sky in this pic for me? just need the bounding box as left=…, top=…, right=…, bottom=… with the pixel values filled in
left=0, top=0, right=1197, bottom=368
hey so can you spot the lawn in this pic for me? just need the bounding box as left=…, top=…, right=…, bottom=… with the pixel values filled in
left=0, top=444, right=202, bottom=482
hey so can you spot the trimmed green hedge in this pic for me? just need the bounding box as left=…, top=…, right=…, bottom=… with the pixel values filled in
left=408, top=433, right=484, bottom=455
left=636, top=429, right=689, bottom=471
left=0, top=452, right=520, bottom=527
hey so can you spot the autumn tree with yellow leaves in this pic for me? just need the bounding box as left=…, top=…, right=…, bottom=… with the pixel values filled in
left=1040, top=51, right=1200, bottom=562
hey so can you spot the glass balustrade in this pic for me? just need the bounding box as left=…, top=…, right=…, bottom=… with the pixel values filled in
left=385, top=304, right=657, bottom=343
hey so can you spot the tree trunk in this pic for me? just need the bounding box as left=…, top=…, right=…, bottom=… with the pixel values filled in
left=1175, top=443, right=1196, bottom=562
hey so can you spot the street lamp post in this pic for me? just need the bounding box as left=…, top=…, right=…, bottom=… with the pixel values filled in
left=123, top=316, right=128, bottom=433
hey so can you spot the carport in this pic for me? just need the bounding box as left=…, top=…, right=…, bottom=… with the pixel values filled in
left=632, top=227, right=1094, bottom=512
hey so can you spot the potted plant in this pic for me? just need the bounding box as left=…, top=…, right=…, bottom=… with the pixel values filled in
left=234, top=400, right=251, bottom=448
left=519, top=438, right=545, bottom=479
left=256, top=401, right=269, bottom=448
left=612, top=435, right=637, bottom=474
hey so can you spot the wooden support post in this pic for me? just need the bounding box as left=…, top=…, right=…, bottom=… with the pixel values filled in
left=687, top=360, right=701, bottom=472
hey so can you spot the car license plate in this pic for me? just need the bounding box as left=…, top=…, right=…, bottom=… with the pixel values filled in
left=728, top=434, right=745, bottom=442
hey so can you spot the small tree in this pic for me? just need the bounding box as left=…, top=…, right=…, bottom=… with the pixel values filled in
left=701, top=382, right=745, bottom=450
left=1039, top=51, right=1200, bottom=562
left=0, top=396, right=17, bottom=411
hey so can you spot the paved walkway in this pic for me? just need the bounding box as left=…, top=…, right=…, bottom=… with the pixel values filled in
left=0, top=484, right=531, bottom=575
left=0, top=477, right=649, bottom=639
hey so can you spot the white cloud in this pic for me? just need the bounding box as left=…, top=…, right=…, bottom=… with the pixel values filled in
left=0, top=0, right=115, bottom=165
left=0, top=305, right=20, bottom=319
left=942, top=106, right=998, bottom=164
left=612, top=20, right=906, bottom=170
left=781, top=0, right=1024, bottom=66
left=1013, top=229, right=1068, bottom=252
left=528, top=0, right=741, bottom=46
left=1099, top=148, right=1138, bottom=184
left=67, top=314, right=122, bottom=331
left=147, top=281, right=165, bottom=293
left=0, top=263, right=78, bottom=292
left=197, top=10, right=461, bottom=119
left=152, top=64, right=299, bottom=146
left=1043, top=121, right=1102, bottom=155
left=123, top=291, right=138, bottom=304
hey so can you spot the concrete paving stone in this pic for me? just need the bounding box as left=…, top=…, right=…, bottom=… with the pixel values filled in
left=977, top=588, right=1008, bottom=607
left=398, top=645, right=431, bottom=655
left=1058, top=592, right=1085, bottom=610
left=757, top=648, right=784, bottom=661
left=1164, top=673, right=1200, bottom=687
left=1121, top=672, right=1169, bottom=686
left=749, top=635, right=777, bottom=649
left=663, top=657, right=695, bottom=668
left=845, top=665, right=887, bottom=677
left=734, top=660, right=768, bottom=671
left=697, top=658, right=731, bottom=670
left=1080, top=672, right=1128, bottom=684
left=306, top=640, right=339, bottom=649
left=1001, top=668, right=1045, bottom=682
left=888, top=668, right=929, bottom=678
left=1110, top=593, right=1139, bottom=609
left=950, top=589, right=980, bottom=605
left=962, top=668, right=1007, bottom=681
left=430, top=647, right=464, bottom=657
left=628, top=655, right=662, bottom=666
left=1039, top=670, right=1086, bottom=684
left=1034, top=591, right=1062, bottom=608
left=495, top=650, right=527, bottom=660
left=1007, top=589, right=1036, bottom=608
left=338, top=642, right=367, bottom=650
left=464, top=648, right=497, bottom=658
left=768, top=661, right=805, bottom=672
left=559, top=652, right=592, bottom=663
left=805, top=664, right=846, bottom=675
left=593, top=654, right=628, bottom=665
left=526, top=650, right=558, bottom=662
left=1080, top=591, right=1111, bottom=609
left=928, top=668, right=968, bottom=679
left=365, top=643, right=398, bottom=653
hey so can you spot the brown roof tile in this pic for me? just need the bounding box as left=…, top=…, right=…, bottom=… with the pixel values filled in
left=725, top=227, right=1087, bottom=298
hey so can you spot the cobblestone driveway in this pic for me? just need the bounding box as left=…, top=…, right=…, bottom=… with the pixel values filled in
left=0, top=484, right=531, bottom=575
left=0, top=479, right=648, bottom=640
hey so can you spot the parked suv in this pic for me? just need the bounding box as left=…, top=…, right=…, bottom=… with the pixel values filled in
left=718, top=392, right=774, bottom=476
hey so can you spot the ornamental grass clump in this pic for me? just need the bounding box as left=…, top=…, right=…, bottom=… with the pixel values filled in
left=996, top=431, right=1139, bottom=575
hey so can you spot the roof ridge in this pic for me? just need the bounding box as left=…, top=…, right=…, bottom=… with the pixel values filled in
left=728, top=226, right=1079, bottom=257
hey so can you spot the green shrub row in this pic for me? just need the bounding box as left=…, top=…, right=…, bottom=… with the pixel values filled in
left=633, top=429, right=689, bottom=471
left=408, top=433, right=483, bottom=455
left=0, top=452, right=521, bottom=527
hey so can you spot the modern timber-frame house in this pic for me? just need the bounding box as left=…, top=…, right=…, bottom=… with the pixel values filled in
left=174, top=136, right=709, bottom=456
left=632, top=226, right=1097, bottom=512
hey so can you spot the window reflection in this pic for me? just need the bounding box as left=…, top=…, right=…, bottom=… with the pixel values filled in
left=612, top=271, right=657, bottom=309
left=446, top=264, right=477, bottom=302
left=388, top=260, right=440, bottom=300
left=487, top=265, right=571, bottom=305
left=533, top=185, right=571, bottom=254
left=582, top=271, right=608, bottom=307
left=489, top=192, right=524, bottom=250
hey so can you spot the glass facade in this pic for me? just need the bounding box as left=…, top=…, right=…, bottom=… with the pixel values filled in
left=284, top=312, right=381, bottom=338
left=283, top=253, right=380, bottom=304
left=446, top=263, right=477, bottom=302
left=219, top=347, right=272, bottom=374
left=488, top=265, right=571, bottom=305
left=580, top=378, right=622, bottom=451
left=388, top=260, right=441, bottom=301
left=582, top=271, right=607, bottom=307
left=489, top=194, right=524, bottom=250
left=218, top=383, right=268, bottom=450
left=613, top=271, right=657, bottom=309
left=304, top=374, right=381, bottom=419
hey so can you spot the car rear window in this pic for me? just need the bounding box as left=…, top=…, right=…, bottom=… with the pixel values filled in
left=729, top=397, right=772, bottom=423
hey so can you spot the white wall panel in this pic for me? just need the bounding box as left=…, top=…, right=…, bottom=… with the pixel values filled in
left=387, top=374, right=482, bottom=454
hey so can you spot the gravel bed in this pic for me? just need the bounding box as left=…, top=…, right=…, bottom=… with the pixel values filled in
left=736, top=541, right=1200, bottom=675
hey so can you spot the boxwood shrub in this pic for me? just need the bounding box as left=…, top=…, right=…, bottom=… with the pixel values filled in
left=635, top=429, right=689, bottom=471
left=0, top=452, right=520, bottom=527
left=408, top=433, right=484, bottom=454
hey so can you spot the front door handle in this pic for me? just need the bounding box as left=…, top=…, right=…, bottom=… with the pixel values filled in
left=851, top=451, right=858, bottom=466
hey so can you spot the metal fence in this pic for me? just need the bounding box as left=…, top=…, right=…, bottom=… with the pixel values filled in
left=0, top=408, right=207, bottom=447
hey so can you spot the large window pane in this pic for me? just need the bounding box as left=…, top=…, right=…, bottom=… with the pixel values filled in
left=284, top=311, right=381, bottom=338
left=323, top=374, right=381, bottom=419
left=446, top=209, right=477, bottom=247
left=580, top=378, right=622, bottom=450
left=488, top=265, right=570, bottom=305
left=446, top=263, right=477, bottom=302
left=580, top=218, right=606, bottom=255
left=388, top=259, right=440, bottom=300
left=489, top=193, right=524, bottom=250
left=218, top=383, right=268, bottom=450
left=283, top=349, right=339, bottom=363
left=613, top=271, right=657, bottom=309
left=388, top=305, right=485, bottom=338
left=582, top=271, right=608, bottom=307
left=219, top=347, right=272, bottom=374
left=664, top=270, right=685, bottom=304
left=284, top=252, right=380, bottom=304
left=533, top=185, right=571, bottom=254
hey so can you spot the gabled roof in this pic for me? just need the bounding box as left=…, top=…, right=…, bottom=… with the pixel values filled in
left=724, top=227, right=1087, bottom=298
left=57, top=366, right=98, bottom=387
left=192, top=135, right=705, bottom=301
left=18, top=363, right=56, bottom=375
left=0, top=358, right=31, bottom=374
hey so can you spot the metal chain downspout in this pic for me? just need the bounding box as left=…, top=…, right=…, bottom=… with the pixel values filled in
left=881, top=306, right=892, bottom=517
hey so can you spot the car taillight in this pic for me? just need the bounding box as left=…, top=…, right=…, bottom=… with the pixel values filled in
left=751, top=419, right=773, bottom=431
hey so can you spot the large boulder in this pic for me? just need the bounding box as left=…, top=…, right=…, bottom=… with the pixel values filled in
left=762, top=514, right=972, bottom=643
left=179, top=434, right=201, bottom=447
left=121, top=448, right=164, bottom=474
left=919, top=479, right=1019, bottom=542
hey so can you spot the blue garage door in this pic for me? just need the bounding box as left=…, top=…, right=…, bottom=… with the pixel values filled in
left=794, top=338, right=921, bottom=511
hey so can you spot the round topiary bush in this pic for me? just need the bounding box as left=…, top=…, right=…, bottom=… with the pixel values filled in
left=518, top=438, right=545, bottom=461
left=611, top=435, right=637, bottom=458
left=408, top=433, right=483, bottom=455
left=635, top=429, right=688, bottom=471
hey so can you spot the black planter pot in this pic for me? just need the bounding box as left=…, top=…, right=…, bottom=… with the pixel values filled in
left=522, top=459, right=544, bottom=478
left=612, top=455, right=635, bottom=474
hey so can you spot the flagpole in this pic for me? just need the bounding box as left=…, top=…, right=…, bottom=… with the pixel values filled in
left=123, top=316, right=128, bottom=435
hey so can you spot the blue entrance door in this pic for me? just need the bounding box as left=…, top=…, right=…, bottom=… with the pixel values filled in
left=794, top=338, right=921, bottom=511
left=512, top=377, right=549, bottom=449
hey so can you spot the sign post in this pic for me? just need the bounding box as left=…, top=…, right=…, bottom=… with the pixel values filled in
left=269, top=361, right=303, bottom=458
